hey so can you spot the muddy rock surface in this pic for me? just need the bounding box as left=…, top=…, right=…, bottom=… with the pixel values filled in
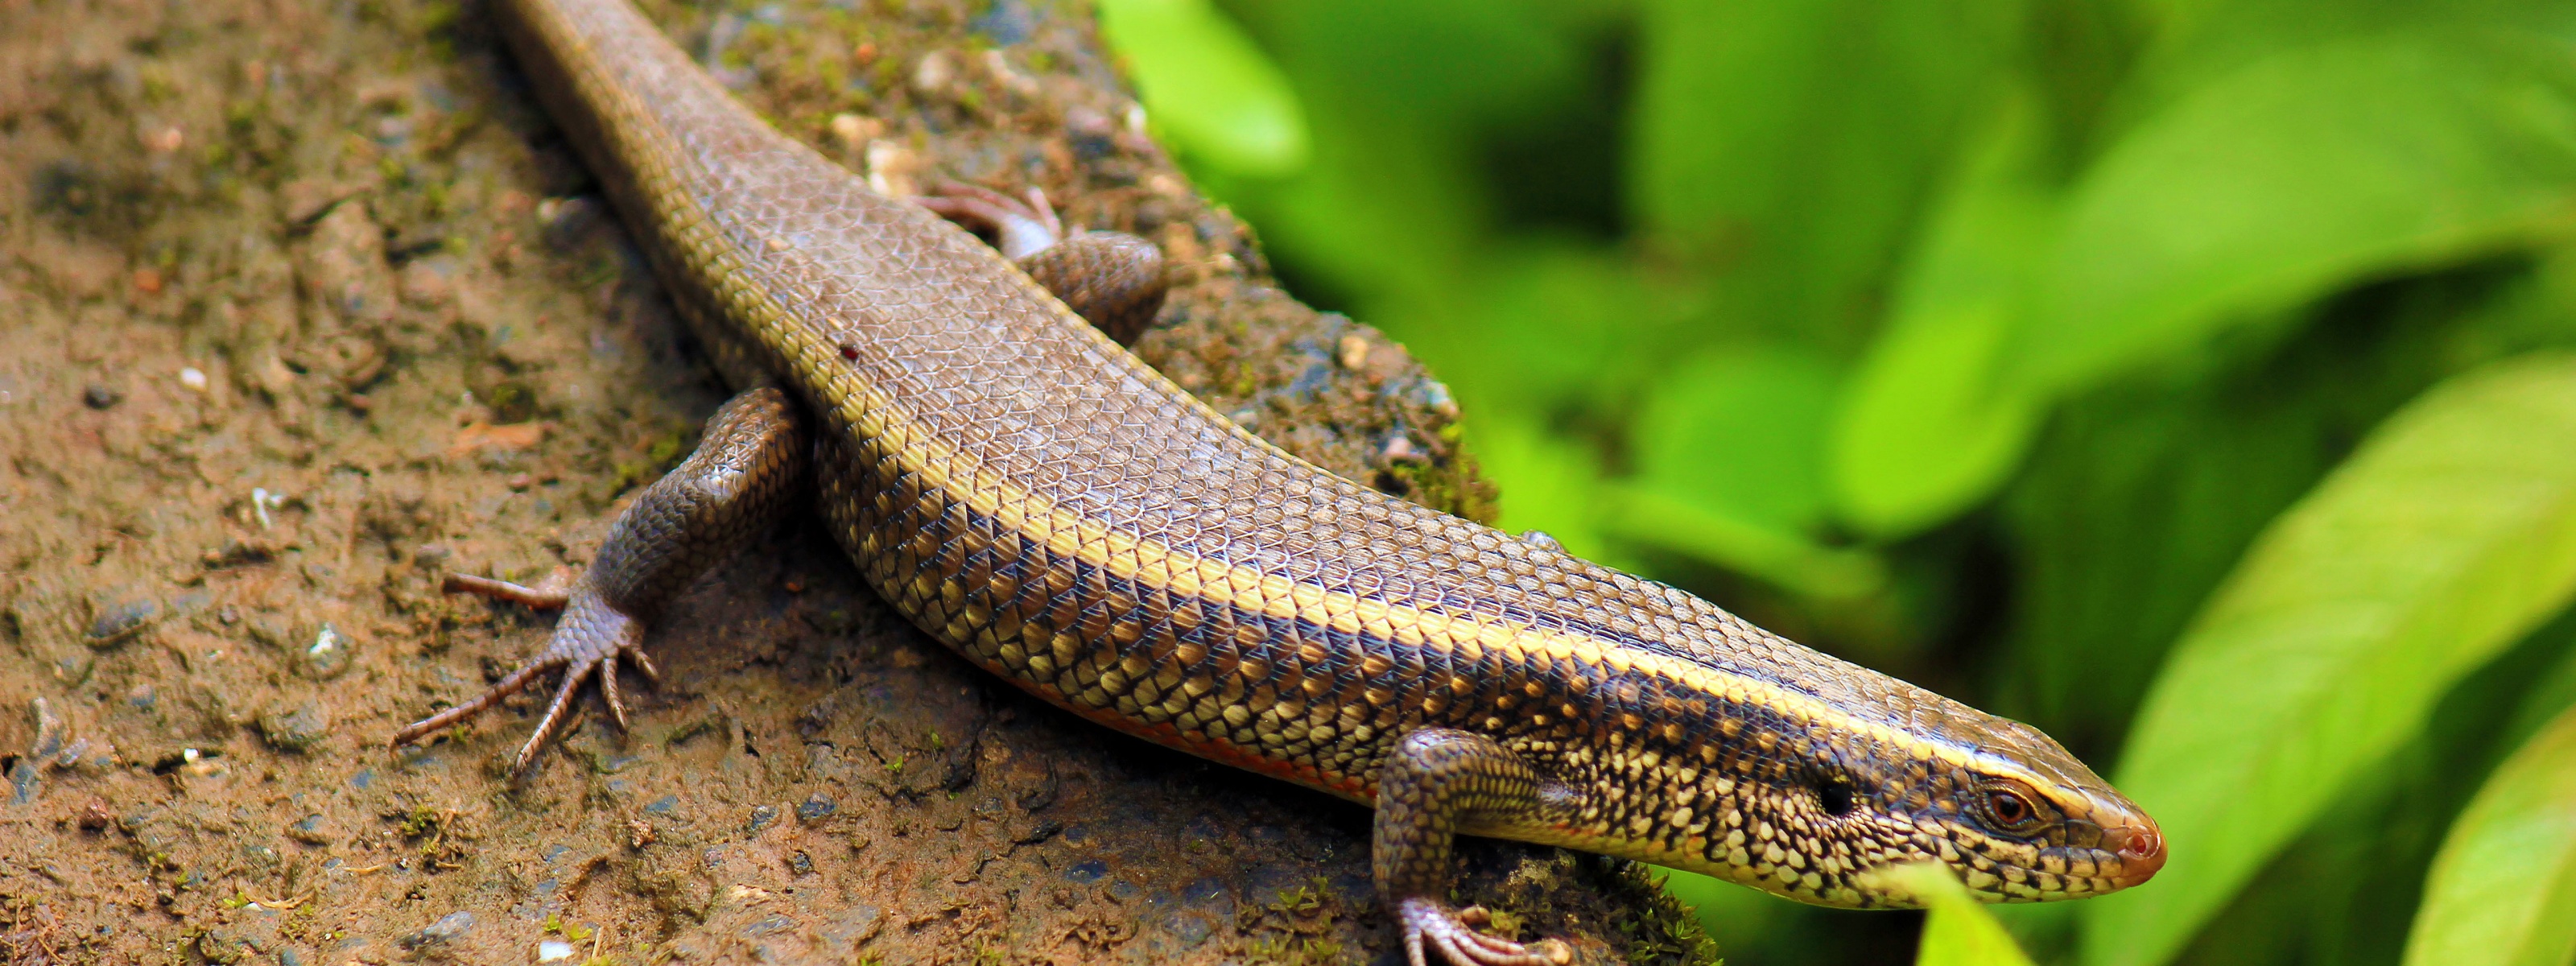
left=0, top=0, right=1715, bottom=963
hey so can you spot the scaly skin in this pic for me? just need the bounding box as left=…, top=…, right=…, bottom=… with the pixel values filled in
left=393, top=0, right=2167, bottom=960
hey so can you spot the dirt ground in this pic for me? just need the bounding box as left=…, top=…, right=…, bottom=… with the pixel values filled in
left=0, top=0, right=1720, bottom=963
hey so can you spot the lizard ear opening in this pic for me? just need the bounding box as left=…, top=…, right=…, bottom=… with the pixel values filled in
left=1814, top=774, right=1856, bottom=816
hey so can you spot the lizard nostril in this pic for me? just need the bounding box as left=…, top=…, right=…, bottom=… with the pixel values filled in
left=2111, top=820, right=2166, bottom=883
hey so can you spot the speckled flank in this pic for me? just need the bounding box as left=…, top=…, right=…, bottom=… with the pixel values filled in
left=493, top=0, right=2166, bottom=956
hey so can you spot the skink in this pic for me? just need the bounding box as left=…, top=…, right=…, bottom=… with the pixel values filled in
left=391, top=0, right=2166, bottom=962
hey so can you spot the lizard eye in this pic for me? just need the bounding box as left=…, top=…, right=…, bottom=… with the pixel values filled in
left=1977, top=780, right=2047, bottom=833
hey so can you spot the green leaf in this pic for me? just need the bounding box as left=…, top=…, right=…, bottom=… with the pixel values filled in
left=1862, top=863, right=2041, bottom=966
left=1449, top=244, right=1678, bottom=415
left=1635, top=347, right=1841, bottom=534
left=2019, top=31, right=2576, bottom=395
left=2402, top=701, right=2576, bottom=966
left=1613, top=345, right=1888, bottom=598
left=1831, top=94, right=2055, bottom=537
left=2000, top=255, right=2576, bottom=762
left=2504, top=633, right=2576, bottom=752
left=1096, top=0, right=1311, bottom=177
left=1628, top=0, right=2018, bottom=339
left=1469, top=413, right=1617, bottom=568
left=2083, top=353, right=2576, bottom=966
left=1657, top=866, right=1792, bottom=954
left=1606, top=486, right=1889, bottom=601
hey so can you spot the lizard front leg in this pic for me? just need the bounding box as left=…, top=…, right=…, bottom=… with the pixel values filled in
left=1377, top=729, right=1576, bottom=966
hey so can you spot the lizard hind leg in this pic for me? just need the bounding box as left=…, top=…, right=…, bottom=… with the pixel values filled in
left=919, top=181, right=1168, bottom=345
left=390, top=387, right=807, bottom=773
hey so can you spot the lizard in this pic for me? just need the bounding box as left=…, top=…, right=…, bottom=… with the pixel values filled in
left=390, top=0, right=2167, bottom=962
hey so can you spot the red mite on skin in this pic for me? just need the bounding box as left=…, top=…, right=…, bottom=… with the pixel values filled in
left=839, top=345, right=860, bottom=360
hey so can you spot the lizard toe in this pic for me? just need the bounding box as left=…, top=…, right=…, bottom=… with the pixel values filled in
left=1397, top=897, right=1572, bottom=966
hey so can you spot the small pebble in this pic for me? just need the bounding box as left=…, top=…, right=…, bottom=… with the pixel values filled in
left=1338, top=334, right=1369, bottom=369
left=537, top=939, right=576, bottom=962
left=299, top=624, right=353, bottom=680
left=178, top=367, right=208, bottom=392
left=1013, top=819, right=1064, bottom=844
left=86, top=599, right=159, bottom=647
left=82, top=384, right=121, bottom=409
left=258, top=702, right=332, bottom=754
left=744, top=803, right=780, bottom=835
left=399, top=911, right=475, bottom=950
left=196, top=926, right=255, bottom=964
left=912, top=50, right=955, bottom=93
left=596, top=754, right=644, bottom=774
left=1167, top=910, right=1214, bottom=947
left=1421, top=379, right=1459, bottom=418
left=828, top=112, right=881, bottom=152
left=29, top=696, right=66, bottom=760
left=795, top=795, right=837, bottom=823
left=251, top=487, right=284, bottom=529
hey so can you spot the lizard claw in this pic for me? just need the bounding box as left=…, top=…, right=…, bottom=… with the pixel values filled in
left=599, top=650, right=632, bottom=732
left=626, top=647, right=663, bottom=687
left=1398, top=897, right=1572, bottom=966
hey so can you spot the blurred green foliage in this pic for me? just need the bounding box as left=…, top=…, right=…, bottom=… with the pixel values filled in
left=1099, top=0, right=2576, bottom=964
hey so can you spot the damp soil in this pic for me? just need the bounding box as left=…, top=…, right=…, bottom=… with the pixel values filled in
left=0, top=0, right=1717, bottom=963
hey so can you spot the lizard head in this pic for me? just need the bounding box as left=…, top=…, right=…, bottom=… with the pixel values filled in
left=1839, top=716, right=2168, bottom=905
left=1538, top=670, right=2162, bottom=908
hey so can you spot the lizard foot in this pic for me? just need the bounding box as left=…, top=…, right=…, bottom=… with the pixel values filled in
left=1397, top=898, right=1572, bottom=966
left=919, top=180, right=1063, bottom=258
left=917, top=180, right=1166, bottom=345
left=390, top=592, right=651, bottom=773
